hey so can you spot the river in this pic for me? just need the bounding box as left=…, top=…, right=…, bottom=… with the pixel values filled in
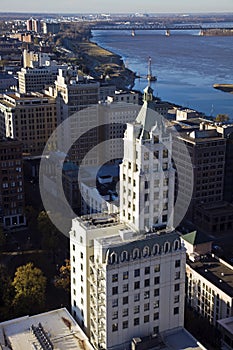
left=92, top=29, right=233, bottom=119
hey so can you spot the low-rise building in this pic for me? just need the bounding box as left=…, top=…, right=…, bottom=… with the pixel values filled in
left=218, top=316, right=233, bottom=350
left=182, top=232, right=233, bottom=326
left=0, top=307, right=94, bottom=350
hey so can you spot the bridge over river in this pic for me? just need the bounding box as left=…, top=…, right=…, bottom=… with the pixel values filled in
left=91, top=23, right=233, bottom=34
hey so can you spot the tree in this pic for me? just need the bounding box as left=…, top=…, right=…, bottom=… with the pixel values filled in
left=0, top=265, right=13, bottom=307
left=12, top=263, right=46, bottom=315
left=54, top=259, right=70, bottom=293
left=37, top=211, right=60, bottom=252
left=215, top=114, right=229, bottom=122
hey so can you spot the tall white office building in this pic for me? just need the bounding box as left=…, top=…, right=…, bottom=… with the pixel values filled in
left=70, top=84, right=186, bottom=350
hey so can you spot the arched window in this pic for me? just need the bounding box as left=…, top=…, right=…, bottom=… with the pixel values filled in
left=153, top=244, right=160, bottom=255
left=174, top=239, right=180, bottom=251
left=110, top=252, right=117, bottom=264
left=164, top=242, right=170, bottom=253
left=143, top=246, right=150, bottom=257
left=121, top=250, right=128, bottom=262
left=133, top=248, right=140, bottom=259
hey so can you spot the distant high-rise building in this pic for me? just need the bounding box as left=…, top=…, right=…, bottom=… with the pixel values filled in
left=42, top=22, right=60, bottom=35
left=26, top=18, right=41, bottom=33
left=172, top=118, right=233, bottom=234
left=18, top=64, right=67, bottom=93
left=0, top=137, right=26, bottom=228
left=0, top=92, right=57, bottom=156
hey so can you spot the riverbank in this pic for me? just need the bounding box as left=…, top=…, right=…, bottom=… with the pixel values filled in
left=60, top=26, right=136, bottom=90
left=78, top=40, right=136, bottom=89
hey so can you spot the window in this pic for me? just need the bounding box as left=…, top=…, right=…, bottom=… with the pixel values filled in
left=174, top=307, right=179, bottom=315
left=123, top=284, right=128, bottom=292
left=154, top=277, right=160, bottom=285
left=144, top=291, right=150, bottom=299
left=175, top=259, right=180, bottom=268
left=123, top=321, right=128, bottom=329
left=72, top=244, right=75, bottom=251
left=163, top=149, right=168, bottom=158
left=174, top=295, right=180, bottom=303
left=144, top=315, right=149, bottom=323
left=145, top=181, right=149, bottom=189
left=112, top=274, right=118, bottom=282
left=112, top=286, right=118, bottom=295
left=134, top=269, right=140, bottom=277
left=80, top=263, right=83, bottom=271
left=154, top=300, right=159, bottom=309
left=144, top=193, right=149, bottom=202
left=134, top=281, right=140, bottom=289
left=145, top=266, right=150, bottom=274
left=123, top=296, right=128, bottom=305
left=134, top=318, right=140, bottom=326
left=110, top=253, right=117, bottom=264
left=153, top=244, right=160, bottom=255
left=153, top=326, right=159, bottom=335
left=80, top=252, right=83, bottom=259
left=121, top=251, right=128, bottom=262
left=112, top=299, right=118, bottom=307
left=134, top=293, right=140, bottom=302
left=144, top=303, right=150, bottom=311
left=144, top=279, right=150, bottom=287
left=134, top=305, right=140, bottom=314
left=122, top=308, right=128, bottom=317
left=154, top=312, right=159, bottom=320
left=123, top=271, right=128, bottom=280
left=154, top=288, right=160, bottom=297
left=112, top=323, right=118, bottom=332
left=174, top=240, right=180, bottom=250
left=133, top=249, right=140, bottom=260
left=112, top=311, right=118, bottom=320
left=175, top=271, right=180, bottom=280
left=143, top=246, right=150, bottom=257
left=174, top=284, right=180, bottom=292
left=154, top=264, right=160, bottom=273
left=164, top=242, right=170, bottom=253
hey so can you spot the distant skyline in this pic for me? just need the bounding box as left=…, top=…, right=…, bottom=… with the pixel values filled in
left=1, top=0, right=233, bottom=14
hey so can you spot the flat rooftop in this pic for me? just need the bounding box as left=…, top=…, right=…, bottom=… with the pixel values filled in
left=0, top=308, right=94, bottom=350
left=218, top=316, right=233, bottom=335
left=163, top=328, right=207, bottom=350
left=187, top=255, right=233, bottom=297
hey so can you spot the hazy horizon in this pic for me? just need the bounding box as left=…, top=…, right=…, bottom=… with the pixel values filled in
left=1, top=0, right=233, bottom=15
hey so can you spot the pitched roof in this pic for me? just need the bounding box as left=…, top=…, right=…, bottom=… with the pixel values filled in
left=135, top=84, right=165, bottom=139
left=182, top=230, right=213, bottom=245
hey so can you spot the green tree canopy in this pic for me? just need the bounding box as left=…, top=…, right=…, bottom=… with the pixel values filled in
left=215, top=113, right=229, bottom=122
left=54, top=259, right=70, bottom=293
left=12, top=262, right=46, bottom=315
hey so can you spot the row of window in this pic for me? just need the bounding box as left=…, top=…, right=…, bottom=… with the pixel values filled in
left=111, top=308, right=179, bottom=332
left=111, top=284, right=180, bottom=300
left=109, top=243, right=181, bottom=264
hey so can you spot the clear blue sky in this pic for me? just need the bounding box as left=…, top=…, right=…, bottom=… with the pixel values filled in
left=2, top=0, right=233, bottom=13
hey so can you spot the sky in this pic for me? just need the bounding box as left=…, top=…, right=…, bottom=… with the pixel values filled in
left=1, top=0, right=233, bottom=14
